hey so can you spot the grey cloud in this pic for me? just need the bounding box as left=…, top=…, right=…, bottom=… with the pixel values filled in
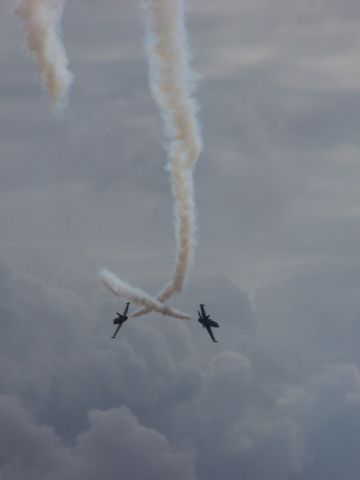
left=2, top=251, right=360, bottom=479
left=255, top=260, right=360, bottom=370
left=162, top=349, right=307, bottom=480
left=40, top=318, right=202, bottom=440
left=0, top=255, right=308, bottom=480
left=291, top=362, right=360, bottom=480
left=0, top=394, right=197, bottom=480
left=0, top=394, right=76, bottom=480
left=0, top=260, right=202, bottom=440
left=223, top=416, right=304, bottom=479
left=71, top=406, right=197, bottom=480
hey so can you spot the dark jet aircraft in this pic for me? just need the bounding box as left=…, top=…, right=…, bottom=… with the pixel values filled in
left=111, top=302, right=130, bottom=339
left=197, top=304, right=219, bottom=342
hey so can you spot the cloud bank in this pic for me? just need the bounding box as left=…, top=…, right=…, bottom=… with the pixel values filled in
left=1, top=254, right=360, bottom=479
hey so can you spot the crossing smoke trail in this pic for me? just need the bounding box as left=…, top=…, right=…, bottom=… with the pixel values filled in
left=100, top=270, right=191, bottom=320
left=100, top=0, right=202, bottom=319
left=15, top=0, right=72, bottom=109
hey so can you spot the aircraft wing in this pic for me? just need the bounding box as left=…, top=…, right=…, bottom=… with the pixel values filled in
left=198, top=311, right=206, bottom=327
left=111, top=323, right=122, bottom=339
left=208, top=319, right=219, bottom=328
left=123, top=303, right=130, bottom=316
left=205, top=324, right=217, bottom=342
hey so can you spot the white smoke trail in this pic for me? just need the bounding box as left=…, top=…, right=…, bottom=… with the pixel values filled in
left=131, top=166, right=196, bottom=318
left=100, top=0, right=201, bottom=319
left=15, top=0, right=72, bottom=109
left=142, top=0, right=202, bottom=169
left=131, top=0, right=201, bottom=317
left=100, top=270, right=191, bottom=320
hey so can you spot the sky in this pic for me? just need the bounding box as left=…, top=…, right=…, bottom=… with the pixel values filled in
left=1, top=0, right=360, bottom=478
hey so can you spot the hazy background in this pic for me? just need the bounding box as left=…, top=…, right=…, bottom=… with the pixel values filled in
left=1, top=0, right=360, bottom=478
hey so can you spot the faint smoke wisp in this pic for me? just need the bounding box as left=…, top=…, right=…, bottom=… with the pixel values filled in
left=101, top=0, right=202, bottom=319
left=15, top=0, right=72, bottom=109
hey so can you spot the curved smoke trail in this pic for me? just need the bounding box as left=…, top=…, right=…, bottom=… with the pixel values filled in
left=15, top=0, right=72, bottom=109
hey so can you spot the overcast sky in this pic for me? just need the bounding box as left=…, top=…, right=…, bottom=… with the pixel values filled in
left=1, top=0, right=360, bottom=478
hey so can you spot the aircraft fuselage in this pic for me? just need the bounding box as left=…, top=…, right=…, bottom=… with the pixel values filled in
left=197, top=304, right=219, bottom=342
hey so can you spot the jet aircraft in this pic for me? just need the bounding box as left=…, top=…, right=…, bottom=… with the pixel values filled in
left=197, top=304, right=219, bottom=342
left=111, top=302, right=130, bottom=339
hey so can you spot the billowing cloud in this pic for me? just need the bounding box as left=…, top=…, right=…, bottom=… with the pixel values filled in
left=0, top=258, right=307, bottom=479
left=71, top=407, right=197, bottom=480
left=0, top=394, right=76, bottom=480
left=0, top=394, right=197, bottom=480
left=2, top=249, right=360, bottom=479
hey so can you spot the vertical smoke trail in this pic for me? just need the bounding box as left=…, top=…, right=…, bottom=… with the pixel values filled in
left=15, top=0, right=72, bottom=109
left=131, top=0, right=202, bottom=317
left=142, top=0, right=202, bottom=170
left=100, top=0, right=201, bottom=318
